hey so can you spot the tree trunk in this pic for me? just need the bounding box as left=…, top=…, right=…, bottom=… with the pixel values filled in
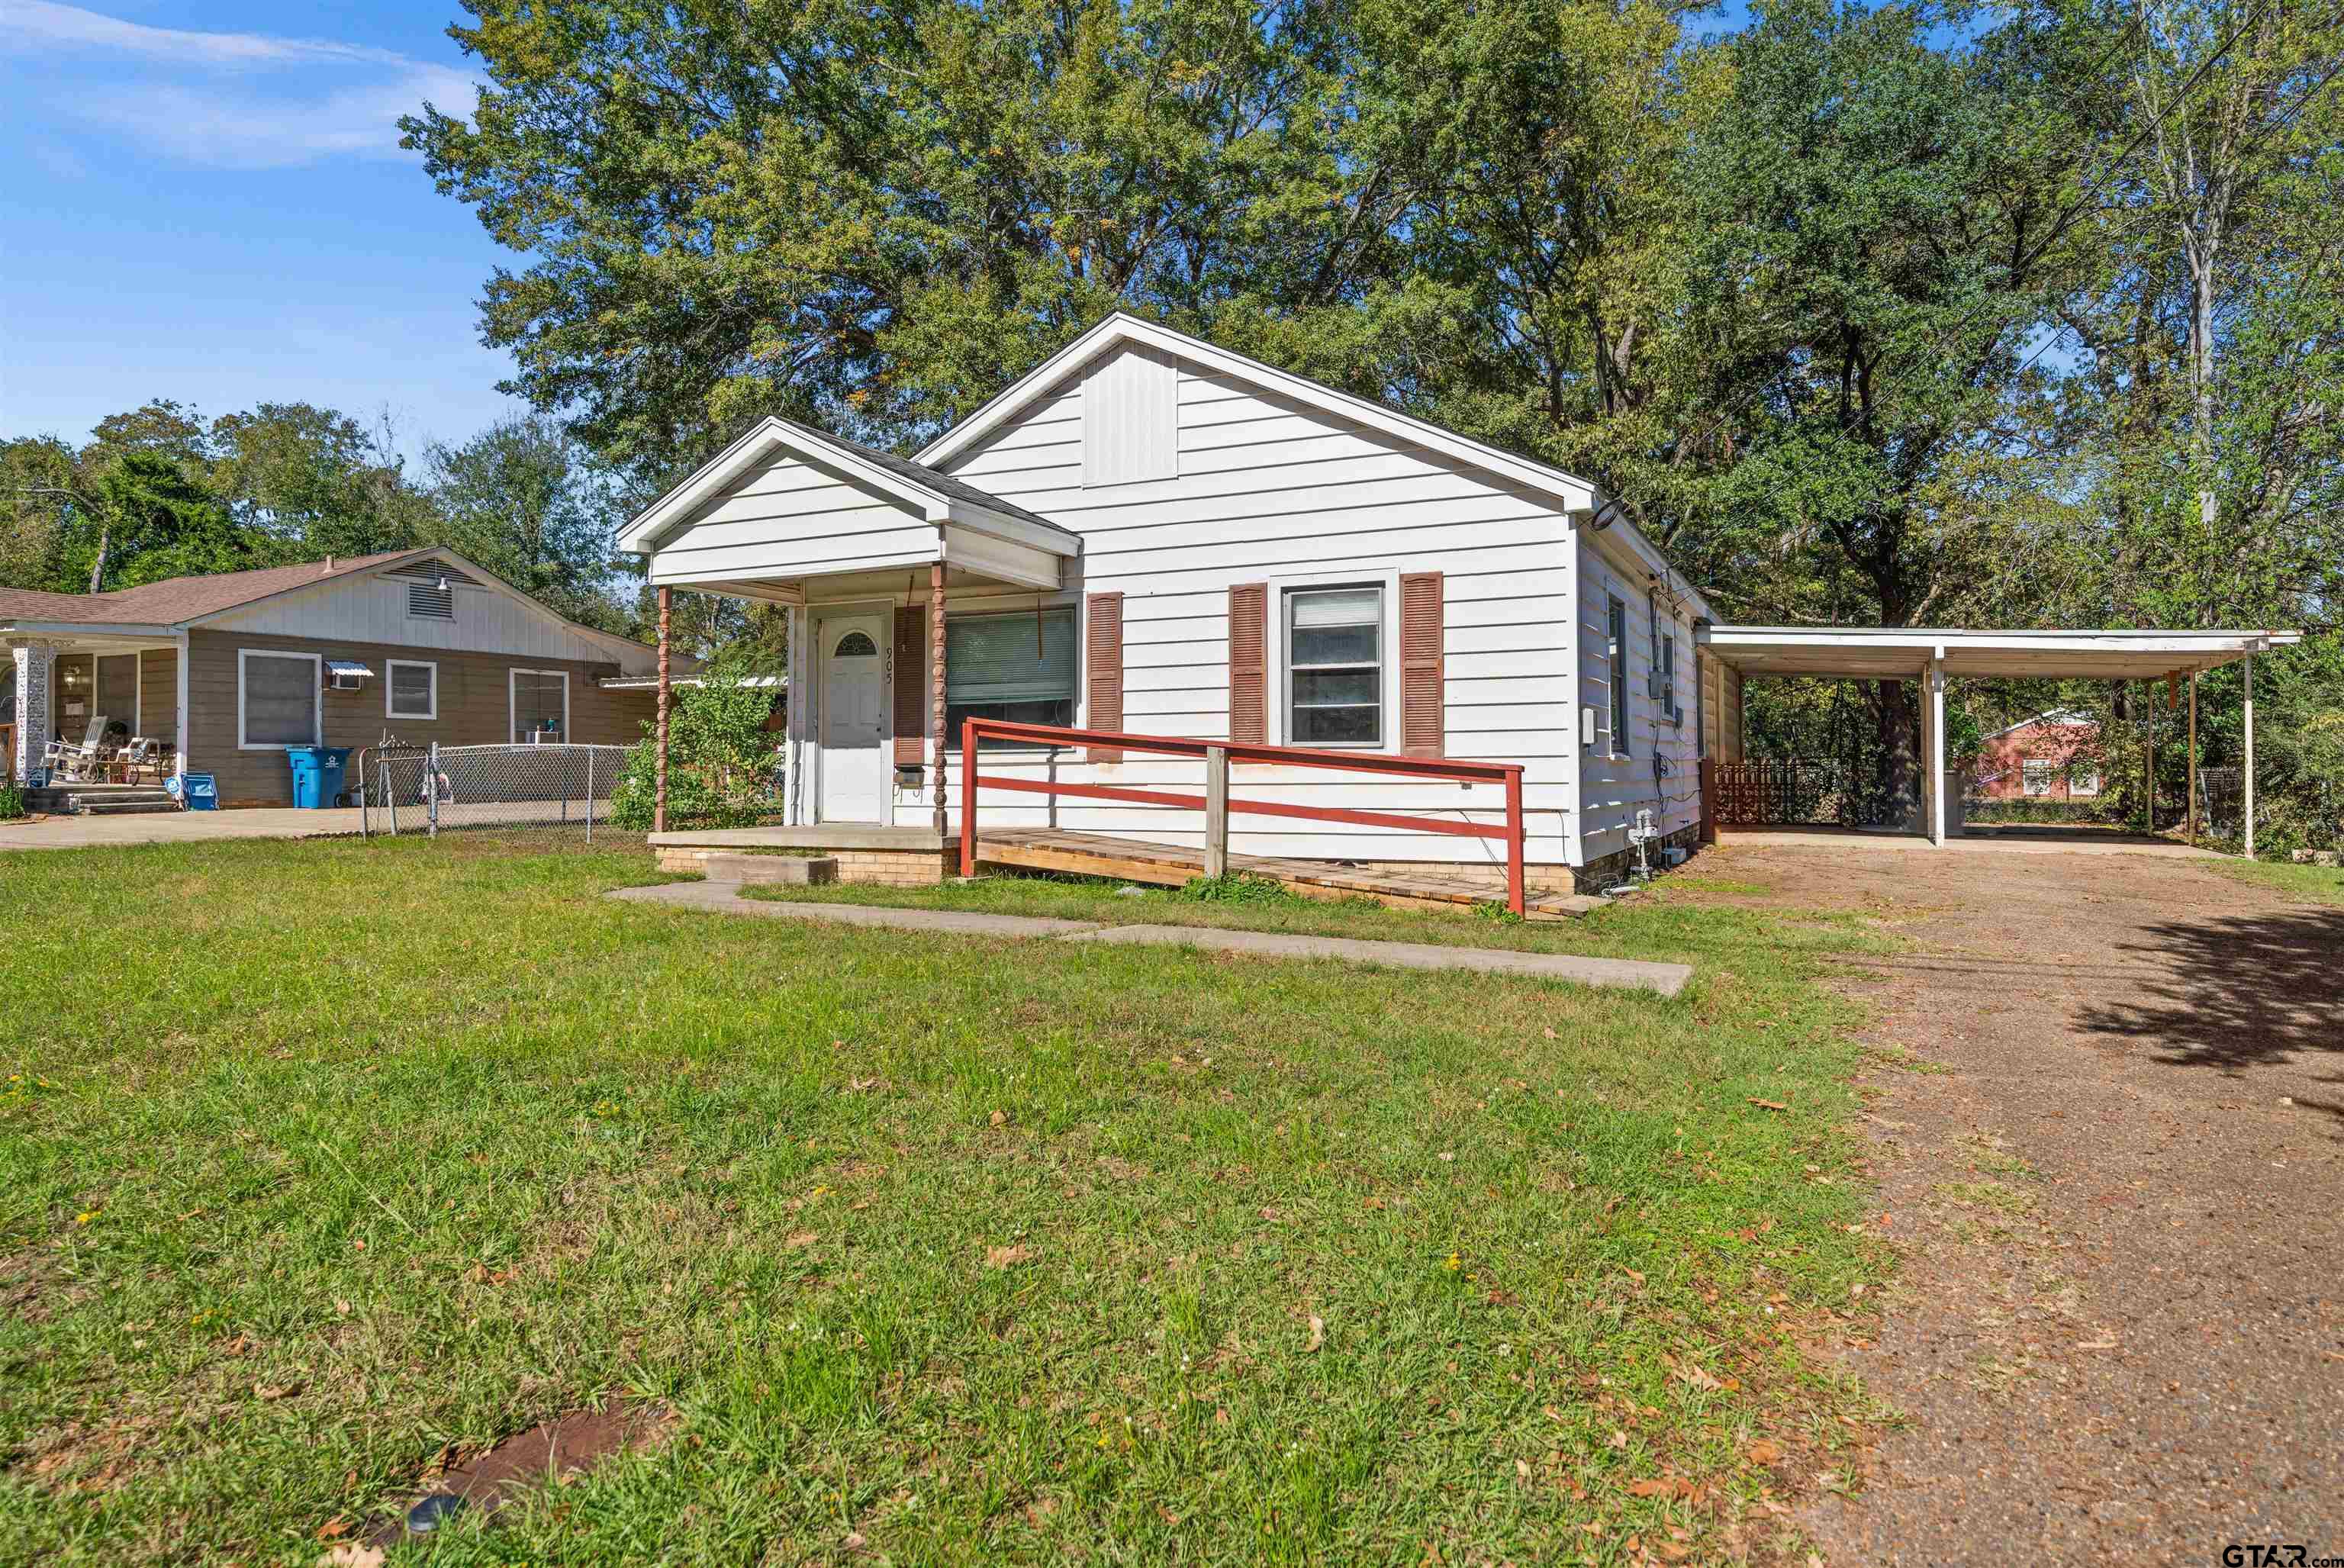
left=1874, top=681, right=1921, bottom=827
left=87, top=526, right=109, bottom=594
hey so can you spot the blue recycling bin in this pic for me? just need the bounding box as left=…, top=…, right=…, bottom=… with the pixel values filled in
left=284, top=745, right=353, bottom=809
left=172, top=772, right=218, bottom=810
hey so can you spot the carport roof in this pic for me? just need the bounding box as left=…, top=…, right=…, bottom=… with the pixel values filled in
left=1698, top=625, right=2302, bottom=681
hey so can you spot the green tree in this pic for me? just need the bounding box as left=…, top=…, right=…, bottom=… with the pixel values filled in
left=401, top=0, right=1360, bottom=472
left=208, top=403, right=433, bottom=559
left=424, top=414, right=632, bottom=630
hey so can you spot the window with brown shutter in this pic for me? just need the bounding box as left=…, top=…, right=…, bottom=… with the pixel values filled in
left=1228, top=582, right=1267, bottom=744
left=1085, top=591, right=1123, bottom=761
left=892, top=604, right=925, bottom=765
left=1399, top=571, right=1444, bottom=756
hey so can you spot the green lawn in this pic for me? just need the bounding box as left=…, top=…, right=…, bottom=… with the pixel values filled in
left=2209, top=855, right=2344, bottom=906
left=2, top=835, right=1892, bottom=1566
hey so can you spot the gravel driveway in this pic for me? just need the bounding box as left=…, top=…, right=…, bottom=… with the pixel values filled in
left=1703, top=843, right=2343, bottom=1565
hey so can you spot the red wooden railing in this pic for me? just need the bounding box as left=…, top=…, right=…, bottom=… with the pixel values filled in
left=957, top=717, right=1528, bottom=915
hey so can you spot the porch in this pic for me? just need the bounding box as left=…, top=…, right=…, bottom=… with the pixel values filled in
left=5, top=631, right=185, bottom=793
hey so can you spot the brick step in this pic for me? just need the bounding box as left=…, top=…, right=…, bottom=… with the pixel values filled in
left=76, top=799, right=182, bottom=816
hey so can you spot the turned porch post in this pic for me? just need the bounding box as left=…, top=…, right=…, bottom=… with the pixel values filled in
left=930, top=561, right=948, bottom=840
left=655, top=586, right=671, bottom=835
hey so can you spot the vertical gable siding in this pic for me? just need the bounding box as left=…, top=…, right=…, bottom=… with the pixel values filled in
left=934, top=347, right=1580, bottom=873
left=1082, top=345, right=1178, bottom=485
left=1573, top=535, right=1701, bottom=863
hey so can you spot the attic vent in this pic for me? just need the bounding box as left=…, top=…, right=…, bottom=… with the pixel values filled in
left=407, top=581, right=454, bottom=620
left=388, top=559, right=481, bottom=588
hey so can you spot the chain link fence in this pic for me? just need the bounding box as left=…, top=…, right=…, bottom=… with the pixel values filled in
left=360, top=742, right=633, bottom=842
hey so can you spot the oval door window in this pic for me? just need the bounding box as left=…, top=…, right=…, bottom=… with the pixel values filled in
left=832, top=630, right=877, bottom=657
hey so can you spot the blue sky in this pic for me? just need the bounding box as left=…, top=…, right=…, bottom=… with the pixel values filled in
left=2, top=2, right=521, bottom=464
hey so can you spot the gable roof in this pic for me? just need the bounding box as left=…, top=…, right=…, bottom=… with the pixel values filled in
left=909, top=311, right=1715, bottom=619
left=0, top=551, right=416, bottom=628
left=0, top=547, right=670, bottom=671
left=917, top=312, right=1606, bottom=511
left=617, top=415, right=1073, bottom=555
left=1981, top=708, right=2098, bottom=742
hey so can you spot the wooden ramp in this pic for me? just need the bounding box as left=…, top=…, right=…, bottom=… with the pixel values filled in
left=972, top=829, right=1601, bottom=920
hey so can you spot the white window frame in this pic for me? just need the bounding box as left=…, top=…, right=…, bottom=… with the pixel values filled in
left=237, top=648, right=322, bottom=751
left=1606, top=594, right=1631, bottom=758
left=385, top=658, right=439, bottom=721
left=507, top=667, right=571, bottom=744
left=2068, top=761, right=2101, bottom=797
left=2021, top=758, right=2057, bottom=797
left=1265, top=569, right=1402, bottom=752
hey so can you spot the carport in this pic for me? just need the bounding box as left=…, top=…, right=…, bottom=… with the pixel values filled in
left=1696, top=626, right=2304, bottom=854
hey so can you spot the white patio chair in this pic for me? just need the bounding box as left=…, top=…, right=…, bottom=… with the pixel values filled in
left=43, top=714, right=111, bottom=783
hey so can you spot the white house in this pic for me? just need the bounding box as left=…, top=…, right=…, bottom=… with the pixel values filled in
left=622, top=313, right=2295, bottom=894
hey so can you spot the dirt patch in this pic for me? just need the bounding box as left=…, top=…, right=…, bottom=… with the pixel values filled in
left=361, top=1395, right=675, bottom=1548
left=1687, top=844, right=2344, bottom=1563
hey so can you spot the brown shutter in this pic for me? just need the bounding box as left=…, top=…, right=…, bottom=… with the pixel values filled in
left=892, top=604, right=925, bottom=765
left=1228, top=582, right=1267, bottom=745
left=1399, top=571, right=1444, bottom=756
left=1085, top=591, right=1124, bottom=761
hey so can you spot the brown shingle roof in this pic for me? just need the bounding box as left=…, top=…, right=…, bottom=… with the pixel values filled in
left=0, top=551, right=417, bottom=627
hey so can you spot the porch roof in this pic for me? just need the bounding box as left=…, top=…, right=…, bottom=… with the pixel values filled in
left=1698, top=625, right=2302, bottom=681
left=618, top=416, right=1080, bottom=603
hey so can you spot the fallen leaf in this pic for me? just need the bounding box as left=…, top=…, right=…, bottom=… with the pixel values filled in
left=786, top=1231, right=819, bottom=1249
left=1748, top=1099, right=1791, bottom=1112
left=315, top=1546, right=385, bottom=1568
left=985, top=1243, right=1032, bottom=1269
left=1303, top=1315, right=1325, bottom=1353
left=842, top=1531, right=867, bottom=1550
left=1515, top=1459, right=1532, bottom=1480
left=1542, top=1026, right=1558, bottom=1040
left=1628, top=1478, right=1666, bottom=1497
left=1608, top=1430, right=1629, bottom=1450
left=1747, top=1439, right=1782, bottom=1465
left=989, top=1109, right=1008, bottom=1127
left=254, top=1383, right=299, bottom=1401
left=316, top=1518, right=351, bottom=1540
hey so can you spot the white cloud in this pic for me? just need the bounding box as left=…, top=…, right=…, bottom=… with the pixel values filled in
left=8, top=3, right=478, bottom=169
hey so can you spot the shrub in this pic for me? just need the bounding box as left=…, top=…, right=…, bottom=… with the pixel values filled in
left=610, top=652, right=785, bottom=829
left=0, top=783, right=23, bottom=821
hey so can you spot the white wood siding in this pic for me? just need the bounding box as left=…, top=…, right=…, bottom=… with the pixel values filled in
left=1081, top=344, right=1177, bottom=486
left=1575, top=532, right=1701, bottom=861
left=926, top=346, right=1579, bottom=871
left=201, top=572, right=656, bottom=673
left=648, top=454, right=937, bottom=585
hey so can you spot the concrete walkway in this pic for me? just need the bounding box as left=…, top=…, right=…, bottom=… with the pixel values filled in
left=607, top=881, right=1692, bottom=996
left=0, top=807, right=369, bottom=850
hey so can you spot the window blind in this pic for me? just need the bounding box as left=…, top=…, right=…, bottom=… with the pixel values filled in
left=243, top=654, right=317, bottom=746
left=946, top=609, right=1076, bottom=704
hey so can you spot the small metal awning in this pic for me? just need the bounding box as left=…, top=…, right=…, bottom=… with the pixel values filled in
left=1698, top=626, right=2301, bottom=681
left=325, top=659, right=375, bottom=678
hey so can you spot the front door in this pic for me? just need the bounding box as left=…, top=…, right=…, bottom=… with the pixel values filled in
left=817, top=613, right=889, bottom=823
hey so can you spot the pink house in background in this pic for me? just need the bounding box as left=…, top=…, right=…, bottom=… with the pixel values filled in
left=1972, top=709, right=2103, bottom=800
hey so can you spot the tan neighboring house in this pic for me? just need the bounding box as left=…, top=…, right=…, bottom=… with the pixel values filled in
left=2, top=549, right=666, bottom=807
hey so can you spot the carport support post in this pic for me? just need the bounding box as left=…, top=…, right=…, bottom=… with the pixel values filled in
left=2243, top=653, right=2255, bottom=859
left=1927, top=654, right=1946, bottom=846
left=654, top=585, right=671, bottom=835
left=2143, top=678, right=2155, bottom=833
left=2187, top=671, right=2199, bottom=844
